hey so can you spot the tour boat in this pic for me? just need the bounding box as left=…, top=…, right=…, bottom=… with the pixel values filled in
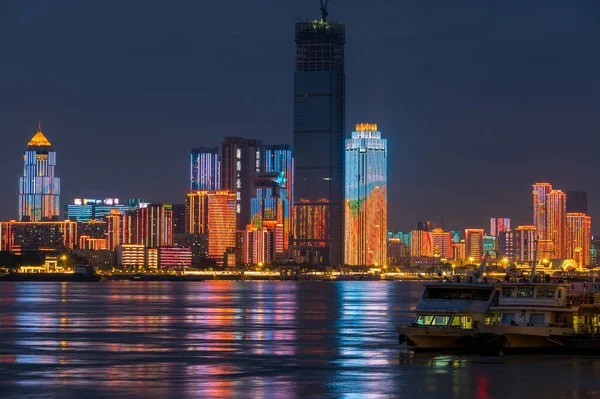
left=396, top=254, right=498, bottom=350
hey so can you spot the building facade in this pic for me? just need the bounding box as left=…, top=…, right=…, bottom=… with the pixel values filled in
left=65, top=198, right=128, bottom=222
left=18, top=124, right=60, bottom=221
left=293, top=15, right=345, bottom=266
left=546, top=189, right=566, bottom=258
left=190, top=147, right=220, bottom=191
left=465, top=229, right=484, bottom=260
left=490, top=217, right=510, bottom=237
left=0, top=221, right=77, bottom=253
left=344, top=123, right=387, bottom=266
left=263, top=144, right=294, bottom=250
left=566, top=212, right=591, bottom=267
left=532, top=182, right=552, bottom=240
left=207, top=191, right=237, bottom=264
left=431, top=228, right=452, bottom=258
left=411, top=230, right=433, bottom=257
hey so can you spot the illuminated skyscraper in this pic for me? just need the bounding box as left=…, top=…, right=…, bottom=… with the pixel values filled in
left=128, top=204, right=173, bottom=248
left=344, top=124, right=387, bottom=266
left=186, top=191, right=210, bottom=234
left=546, top=189, right=566, bottom=258
left=465, top=229, right=484, bottom=260
left=263, top=145, right=294, bottom=250
left=431, top=228, right=452, bottom=258
left=207, top=191, right=237, bottom=264
left=190, top=147, right=220, bottom=191
left=490, top=217, right=510, bottom=237
left=411, top=230, right=433, bottom=257
left=293, top=10, right=345, bottom=266
left=566, top=212, right=591, bottom=267
left=532, top=182, right=552, bottom=239
left=250, top=172, right=287, bottom=236
left=498, top=230, right=515, bottom=260
left=514, top=225, right=536, bottom=263
left=18, top=123, right=60, bottom=221
left=221, top=137, right=262, bottom=231
left=106, top=209, right=125, bottom=250
left=65, top=198, right=128, bottom=222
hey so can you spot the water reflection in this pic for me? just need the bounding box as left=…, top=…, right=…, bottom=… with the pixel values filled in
left=1, top=281, right=600, bottom=398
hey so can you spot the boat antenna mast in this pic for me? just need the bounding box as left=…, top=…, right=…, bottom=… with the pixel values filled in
left=320, top=0, right=330, bottom=22
left=474, top=252, right=489, bottom=283
left=529, top=239, right=539, bottom=283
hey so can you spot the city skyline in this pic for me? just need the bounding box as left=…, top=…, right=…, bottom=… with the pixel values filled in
left=2, top=2, right=599, bottom=233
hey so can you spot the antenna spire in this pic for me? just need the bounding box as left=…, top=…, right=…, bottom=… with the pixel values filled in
left=38, top=120, right=41, bottom=131
left=320, top=0, right=330, bottom=22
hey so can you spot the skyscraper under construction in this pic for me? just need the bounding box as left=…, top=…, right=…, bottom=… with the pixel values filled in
left=293, top=4, right=345, bottom=265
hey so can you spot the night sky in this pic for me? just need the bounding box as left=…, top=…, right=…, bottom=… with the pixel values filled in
left=1, top=0, right=599, bottom=233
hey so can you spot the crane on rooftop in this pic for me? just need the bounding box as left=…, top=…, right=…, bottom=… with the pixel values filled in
left=320, top=0, right=330, bottom=22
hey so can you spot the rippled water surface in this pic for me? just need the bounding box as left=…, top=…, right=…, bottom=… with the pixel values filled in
left=1, top=281, right=600, bottom=398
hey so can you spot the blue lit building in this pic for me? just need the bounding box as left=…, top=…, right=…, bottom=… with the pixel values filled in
left=250, top=172, right=288, bottom=229
left=190, top=147, right=220, bottom=191
left=66, top=198, right=129, bottom=222
left=263, top=145, right=293, bottom=250
left=18, top=124, right=60, bottom=221
left=345, top=123, right=387, bottom=266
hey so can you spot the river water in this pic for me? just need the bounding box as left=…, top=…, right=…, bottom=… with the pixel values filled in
left=1, top=281, right=600, bottom=398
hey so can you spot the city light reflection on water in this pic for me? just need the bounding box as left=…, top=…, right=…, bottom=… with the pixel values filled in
left=1, top=281, right=600, bottom=398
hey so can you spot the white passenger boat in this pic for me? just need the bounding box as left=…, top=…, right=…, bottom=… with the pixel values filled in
left=396, top=255, right=498, bottom=350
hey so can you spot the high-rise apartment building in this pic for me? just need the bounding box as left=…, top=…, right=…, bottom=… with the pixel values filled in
left=293, top=10, right=345, bottom=266
left=465, top=229, right=484, bottom=260
left=344, top=123, right=387, bottom=266
left=498, top=230, right=515, bottom=261
left=514, top=225, right=536, bottom=263
left=566, top=191, right=588, bottom=214
left=221, top=137, right=262, bottom=231
left=532, top=182, right=552, bottom=239
left=0, top=221, right=77, bottom=253
left=546, top=189, right=566, bottom=258
left=128, top=204, right=173, bottom=248
left=431, top=228, right=452, bottom=258
left=490, top=217, right=510, bottom=237
left=263, top=144, right=294, bottom=250
left=411, top=230, right=433, bottom=257
left=566, top=212, right=591, bottom=267
left=18, top=123, right=60, bottom=221
left=207, top=191, right=237, bottom=264
left=190, top=147, right=220, bottom=191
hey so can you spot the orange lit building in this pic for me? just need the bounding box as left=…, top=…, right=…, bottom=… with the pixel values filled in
left=106, top=209, right=125, bottom=250
left=465, top=229, right=484, bottom=260
left=116, top=244, right=145, bottom=268
left=532, top=182, right=552, bottom=240
left=185, top=190, right=210, bottom=234
left=207, top=191, right=237, bottom=264
left=0, top=220, right=77, bottom=253
left=538, top=240, right=554, bottom=261
left=411, top=230, right=432, bottom=257
left=452, top=241, right=466, bottom=261
left=292, top=199, right=329, bottom=264
left=79, top=236, right=108, bottom=251
left=431, top=228, right=452, bottom=258
left=566, top=213, right=591, bottom=267
left=131, top=204, right=173, bottom=248
left=546, top=189, right=566, bottom=258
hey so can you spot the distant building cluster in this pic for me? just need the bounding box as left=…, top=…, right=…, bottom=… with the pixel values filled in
left=1, top=7, right=596, bottom=272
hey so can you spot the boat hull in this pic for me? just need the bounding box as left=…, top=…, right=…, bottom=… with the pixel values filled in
left=397, top=325, right=477, bottom=350
left=482, top=325, right=573, bottom=350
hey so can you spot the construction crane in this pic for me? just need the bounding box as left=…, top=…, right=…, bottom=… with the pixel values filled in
left=320, top=0, right=330, bottom=22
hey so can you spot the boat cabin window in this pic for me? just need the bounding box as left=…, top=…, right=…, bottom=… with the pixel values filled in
left=416, top=315, right=434, bottom=325
left=530, top=313, right=545, bottom=325
left=516, top=288, right=534, bottom=298
left=433, top=316, right=451, bottom=326
left=536, top=289, right=555, bottom=298
left=557, top=289, right=562, bottom=298
left=501, top=313, right=515, bottom=325
left=502, top=288, right=515, bottom=298
left=416, top=315, right=451, bottom=326
left=451, top=316, right=461, bottom=327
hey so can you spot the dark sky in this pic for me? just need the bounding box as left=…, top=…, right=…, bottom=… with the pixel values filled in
left=1, top=0, right=599, bottom=233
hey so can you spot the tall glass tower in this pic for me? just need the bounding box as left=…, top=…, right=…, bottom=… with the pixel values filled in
left=190, top=147, right=220, bottom=191
left=344, top=124, right=387, bottom=266
left=263, top=144, right=293, bottom=250
left=293, top=10, right=345, bottom=266
left=18, top=123, right=60, bottom=221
